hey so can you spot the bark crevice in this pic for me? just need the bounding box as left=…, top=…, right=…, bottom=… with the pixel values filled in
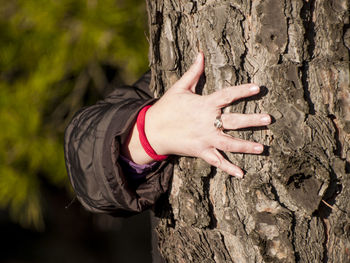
left=202, top=166, right=218, bottom=229
left=300, top=0, right=316, bottom=115
left=290, top=213, right=301, bottom=262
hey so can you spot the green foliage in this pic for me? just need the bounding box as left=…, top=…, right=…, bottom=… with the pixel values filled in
left=0, top=0, right=149, bottom=230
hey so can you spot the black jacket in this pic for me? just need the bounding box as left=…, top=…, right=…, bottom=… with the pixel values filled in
left=64, top=72, right=173, bottom=216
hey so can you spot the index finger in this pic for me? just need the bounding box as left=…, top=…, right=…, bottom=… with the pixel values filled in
left=206, top=84, right=260, bottom=108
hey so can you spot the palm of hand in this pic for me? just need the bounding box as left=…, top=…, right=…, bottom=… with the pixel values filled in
left=145, top=53, right=271, bottom=178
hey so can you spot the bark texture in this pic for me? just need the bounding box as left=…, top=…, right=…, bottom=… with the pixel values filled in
left=146, top=0, right=350, bottom=262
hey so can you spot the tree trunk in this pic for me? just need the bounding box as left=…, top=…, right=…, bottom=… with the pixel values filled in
left=146, top=0, right=350, bottom=262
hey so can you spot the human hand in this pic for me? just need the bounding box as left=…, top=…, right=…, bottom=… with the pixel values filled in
left=144, top=52, right=271, bottom=178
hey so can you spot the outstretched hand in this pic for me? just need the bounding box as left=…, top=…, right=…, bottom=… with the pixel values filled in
left=123, top=52, right=271, bottom=178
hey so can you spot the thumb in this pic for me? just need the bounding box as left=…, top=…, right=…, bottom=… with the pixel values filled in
left=173, top=52, right=204, bottom=93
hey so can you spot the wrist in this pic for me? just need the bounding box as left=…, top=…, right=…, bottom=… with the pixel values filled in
left=144, top=105, right=169, bottom=156
left=121, top=121, right=155, bottom=165
left=138, top=105, right=168, bottom=160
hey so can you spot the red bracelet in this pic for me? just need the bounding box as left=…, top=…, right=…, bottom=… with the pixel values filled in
left=136, top=105, right=168, bottom=161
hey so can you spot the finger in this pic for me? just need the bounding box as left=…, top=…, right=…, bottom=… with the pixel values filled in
left=206, top=84, right=260, bottom=108
left=221, top=113, right=271, bottom=130
left=212, top=135, right=264, bottom=154
left=172, top=52, right=204, bottom=93
left=200, top=148, right=244, bottom=178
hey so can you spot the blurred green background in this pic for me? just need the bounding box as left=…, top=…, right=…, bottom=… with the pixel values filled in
left=0, top=0, right=151, bottom=262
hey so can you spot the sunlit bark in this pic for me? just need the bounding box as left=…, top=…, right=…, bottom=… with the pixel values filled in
left=147, top=0, right=350, bottom=262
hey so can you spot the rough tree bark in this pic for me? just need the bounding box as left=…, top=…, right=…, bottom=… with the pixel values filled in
left=146, top=0, right=350, bottom=262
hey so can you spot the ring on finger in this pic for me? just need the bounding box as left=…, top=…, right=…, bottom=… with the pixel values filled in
left=214, top=115, right=224, bottom=130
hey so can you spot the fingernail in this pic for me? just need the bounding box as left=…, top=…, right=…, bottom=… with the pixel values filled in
left=235, top=171, right=244, bottom=178
left=195, top=52, right=202, bottom=63
left=250, top=85, right=259, bottom=92
left=254, top=145, right=264, bottom=153
left=261, top=116, right=271, bottom=124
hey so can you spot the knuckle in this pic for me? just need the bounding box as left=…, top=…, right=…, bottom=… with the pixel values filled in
left=236, top=143, right=249, bottom=153
left=188, top=67, right=196, bottom=76
left=208, top=156, right=221, bottom=167
left=219, top=139, right=232, bottom=152
left=222, top=89, right=232, bottom=104
left=221, top=114, right=229, bottom=123
left=244, top=144, right=253, bottom=153
left=224, top=114, right=239, bottom=130
left=189, top=65, right=200, bottom=77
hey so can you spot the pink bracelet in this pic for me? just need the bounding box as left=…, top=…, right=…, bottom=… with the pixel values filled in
left=136, top=105, right=168, bottom=161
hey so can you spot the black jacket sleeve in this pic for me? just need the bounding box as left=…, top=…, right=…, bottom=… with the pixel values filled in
left=64, top=72, right=173, bottom=217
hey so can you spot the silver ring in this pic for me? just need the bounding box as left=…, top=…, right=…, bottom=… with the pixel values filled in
left=214, top=115, right=223, bottom=130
